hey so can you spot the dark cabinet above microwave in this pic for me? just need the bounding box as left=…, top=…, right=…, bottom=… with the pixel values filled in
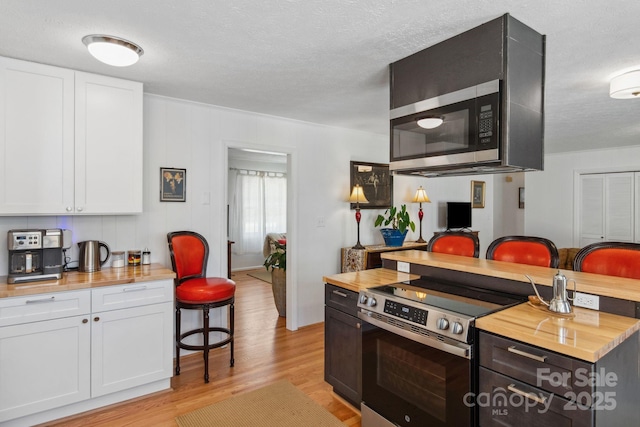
left=389, top=14, right=545, bottom=177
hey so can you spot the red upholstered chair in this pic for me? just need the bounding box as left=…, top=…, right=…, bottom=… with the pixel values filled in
left=167, top=231, right=235, bottom=383
left=486, top=235, right=560, bottom=268
left=574, top=242, right=640, bottom=279
left=427, top=232, right=480, bottom=258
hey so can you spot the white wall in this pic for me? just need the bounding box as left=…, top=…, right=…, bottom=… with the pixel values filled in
left=526, top=146, right=640, bottom=248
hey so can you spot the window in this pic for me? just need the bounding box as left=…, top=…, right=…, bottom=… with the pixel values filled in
left=229, top=169, right=286, bottom=254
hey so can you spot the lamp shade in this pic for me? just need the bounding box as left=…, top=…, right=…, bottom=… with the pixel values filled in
left=416, top=117, right=444, bottom=129
left=349, top=185, right=369, bottom=204
left=82, top=35, right=144, bottom=67
left=610, top=70, right=640, bottom=99
left=412, top=186, right=431, bottom=203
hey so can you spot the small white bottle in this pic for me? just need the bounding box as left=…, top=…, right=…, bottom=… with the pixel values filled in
left=142, top=248, right=151, bottom=265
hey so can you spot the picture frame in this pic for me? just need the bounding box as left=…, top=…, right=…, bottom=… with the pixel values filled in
left=471, top=180, right=485, bottom=208
left=519, top=187, right=525, bottom=209
left=160, top=167, right=186, bottom=202
left=350, top=161, right=392, bottom=209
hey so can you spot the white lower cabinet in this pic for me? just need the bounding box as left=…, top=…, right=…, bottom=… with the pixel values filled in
left=0, top=315, right=91, bottom=422
left=0, top=280, right=173, bottom=426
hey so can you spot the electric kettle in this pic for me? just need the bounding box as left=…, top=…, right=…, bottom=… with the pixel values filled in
left=78, top=240, right=111, bottom=272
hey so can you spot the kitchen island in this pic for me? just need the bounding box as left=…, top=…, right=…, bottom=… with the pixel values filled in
left=0, top=265, right=176, bottom=427
left=324, top=251, right=640, bottom=426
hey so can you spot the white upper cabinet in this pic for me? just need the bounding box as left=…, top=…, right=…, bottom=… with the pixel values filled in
left=0, top=57, right=75, bottom=214
left=75, top=72, right=143, bottom=214
left=0, top=56, right=143, bottom=215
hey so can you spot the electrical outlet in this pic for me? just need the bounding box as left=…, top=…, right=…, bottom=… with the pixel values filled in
left=397, top=261, right=410, bottom=273
left=574, top=292, right=600, bottom=310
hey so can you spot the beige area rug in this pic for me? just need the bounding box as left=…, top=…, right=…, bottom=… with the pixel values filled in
left=175, top=380, right=345, bottom=427
left=247, top=269, right=272, bottom=284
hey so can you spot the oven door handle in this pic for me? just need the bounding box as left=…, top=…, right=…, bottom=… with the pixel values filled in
left=358, top=311, right=471, bottom=359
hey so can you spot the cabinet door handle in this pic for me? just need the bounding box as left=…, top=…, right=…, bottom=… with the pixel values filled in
left=507, top=345, right=547, bottom=363
left=82, top=318, right=89, bottom=324
left=94, top=317, right=100, bottom=322
left=507, top=384, right=547, bottom=405
left=332, top=290, right=348, bottom=298
left=26, top=296, right=56, bottom=304
left=356, top=322, right=361, bottom=329
left=123, top=285, right=147, bottom=292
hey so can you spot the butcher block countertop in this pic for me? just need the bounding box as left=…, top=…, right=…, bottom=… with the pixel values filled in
left=323, top=268, right=419, bottom=293
left=0, top=264, right=176, bottom=299
left=382, top=250, right=640, bottom=303
left=476, top=303, right=640, bottom=362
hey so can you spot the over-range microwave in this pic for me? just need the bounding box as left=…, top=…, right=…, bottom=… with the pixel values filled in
left=389, top=80, right=502, bottom=175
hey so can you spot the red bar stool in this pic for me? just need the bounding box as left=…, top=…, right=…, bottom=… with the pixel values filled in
left=427, top=232, right=480, bottom=257
left=167, top=231, right=235, bottom=383
left=486, top=235, right=560, bottom=268
left=574, top=242, right=640, bottom=279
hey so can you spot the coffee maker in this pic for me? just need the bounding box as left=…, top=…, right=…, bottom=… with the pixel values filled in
left=7, top=229, right=69, bottom=283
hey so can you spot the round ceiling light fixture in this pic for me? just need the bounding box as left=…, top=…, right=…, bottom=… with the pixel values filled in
left=416, top=116, right=444, bottom=129
left=82, top=35, right=144, bottom=67
left=609, top=70, right=640, bottom=99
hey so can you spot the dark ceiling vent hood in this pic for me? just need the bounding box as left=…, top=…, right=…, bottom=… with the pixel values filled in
left=389, top=14, right=546, bottom=177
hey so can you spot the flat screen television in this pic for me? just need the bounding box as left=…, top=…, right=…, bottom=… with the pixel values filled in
left=446, top=202, right=472, bottom=229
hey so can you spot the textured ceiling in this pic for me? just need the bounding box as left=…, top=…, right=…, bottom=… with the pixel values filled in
left=1, top=0, right=640, bottom=154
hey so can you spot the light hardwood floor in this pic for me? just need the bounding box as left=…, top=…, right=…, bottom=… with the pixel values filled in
left=43, top=269, right=361, bottom=427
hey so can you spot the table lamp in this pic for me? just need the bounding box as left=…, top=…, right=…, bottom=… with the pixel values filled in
left=349, top=185, right=369, bottom=249
left=412, top=186, right=431, bottom=243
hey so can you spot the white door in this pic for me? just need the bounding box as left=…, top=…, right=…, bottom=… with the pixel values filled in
left=0, top=57, right=75, bottom=214
left=605, top=172, right=634, bottom=242
left=91, top=302, right=173, bottom=397
left=75, top=72, right=143, bottom=214
left=579, top=172, right=635, bottom=247
left=0, top=316, right=90, bottom=422
left=579, top=174, right=605, bottom=246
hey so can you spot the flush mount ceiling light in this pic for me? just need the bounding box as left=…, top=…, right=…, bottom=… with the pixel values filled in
left=416, top=116, right=444, bottom=129
left=82, top=35, right=143, bottom=67
left=609, top=70, right=640, bottom=99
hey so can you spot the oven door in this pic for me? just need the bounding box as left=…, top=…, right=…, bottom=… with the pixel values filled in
left=360, top=319, right=474, bottom=427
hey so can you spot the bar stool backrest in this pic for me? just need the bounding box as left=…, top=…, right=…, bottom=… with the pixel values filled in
left=574, top=242, right=640, bottom=279
left=486, top=235, right=560, bottom=268
left=167, top=231, right=209, bottom=285
left=427, top=232, right=480, bottom=258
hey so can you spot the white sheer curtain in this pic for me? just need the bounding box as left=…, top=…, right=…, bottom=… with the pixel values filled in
left=229, top=169, right=286, bottom=254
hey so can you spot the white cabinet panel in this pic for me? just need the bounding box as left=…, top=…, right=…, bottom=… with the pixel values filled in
left=0, top=316, right=91, bottom=422
left=75, top=73, right=143, bottom=214
left=91, top=301, right=173, bottom=397
left=0, top=57, right=74, bottom=214
left=91, top=280, right=172, bottom=312
left=0, top=290, right=90, bottom=327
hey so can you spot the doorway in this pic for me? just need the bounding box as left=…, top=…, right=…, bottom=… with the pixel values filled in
left=225, top=145, right=295, bottom=329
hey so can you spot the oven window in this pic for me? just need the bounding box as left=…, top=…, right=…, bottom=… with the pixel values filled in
left=362, top=326, right=472, bottom=427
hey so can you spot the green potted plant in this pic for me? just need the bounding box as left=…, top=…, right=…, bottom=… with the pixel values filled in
left=374, top=204, right=416, bottom=247
left=263, top=240, right=286, bottom=317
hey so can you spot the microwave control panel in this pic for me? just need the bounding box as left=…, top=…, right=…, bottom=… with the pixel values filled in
left=478, top=104, right=494, bottom=144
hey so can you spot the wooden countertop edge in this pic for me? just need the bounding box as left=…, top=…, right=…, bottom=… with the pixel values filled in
left=323, top=268, right=420, bottom=293
left=382, top=250, right=640, bottom=303
left=0, top=264, right=176, bottom=298
left=476, top=303, right=640, bottom=362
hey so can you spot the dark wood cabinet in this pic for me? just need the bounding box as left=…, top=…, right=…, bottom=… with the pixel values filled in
left=478, top=331, right=639, bottom=427
left=324, top=284, right=361, bottom=407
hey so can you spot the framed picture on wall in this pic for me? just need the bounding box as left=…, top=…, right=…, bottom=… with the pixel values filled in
left=350, top=161, right=392, bottom=209
left=471, top=180, right=485, bottom=208
left=519, top=187, right=525, bottom=209
left=160, top=167, right=186, bottom=202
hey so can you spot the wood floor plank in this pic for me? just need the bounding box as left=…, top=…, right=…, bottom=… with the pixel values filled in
left=41, top=270, right=361, bottom=427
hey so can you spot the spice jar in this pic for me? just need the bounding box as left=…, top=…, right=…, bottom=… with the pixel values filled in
left=111, top=251, right=125, bottom=268
left=142, top=248, right=151, bottom=265
left=127, top=250, right=141, bottom=266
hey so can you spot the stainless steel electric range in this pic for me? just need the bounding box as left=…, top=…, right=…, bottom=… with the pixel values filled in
left=357, top=279, right=525, bottom=427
